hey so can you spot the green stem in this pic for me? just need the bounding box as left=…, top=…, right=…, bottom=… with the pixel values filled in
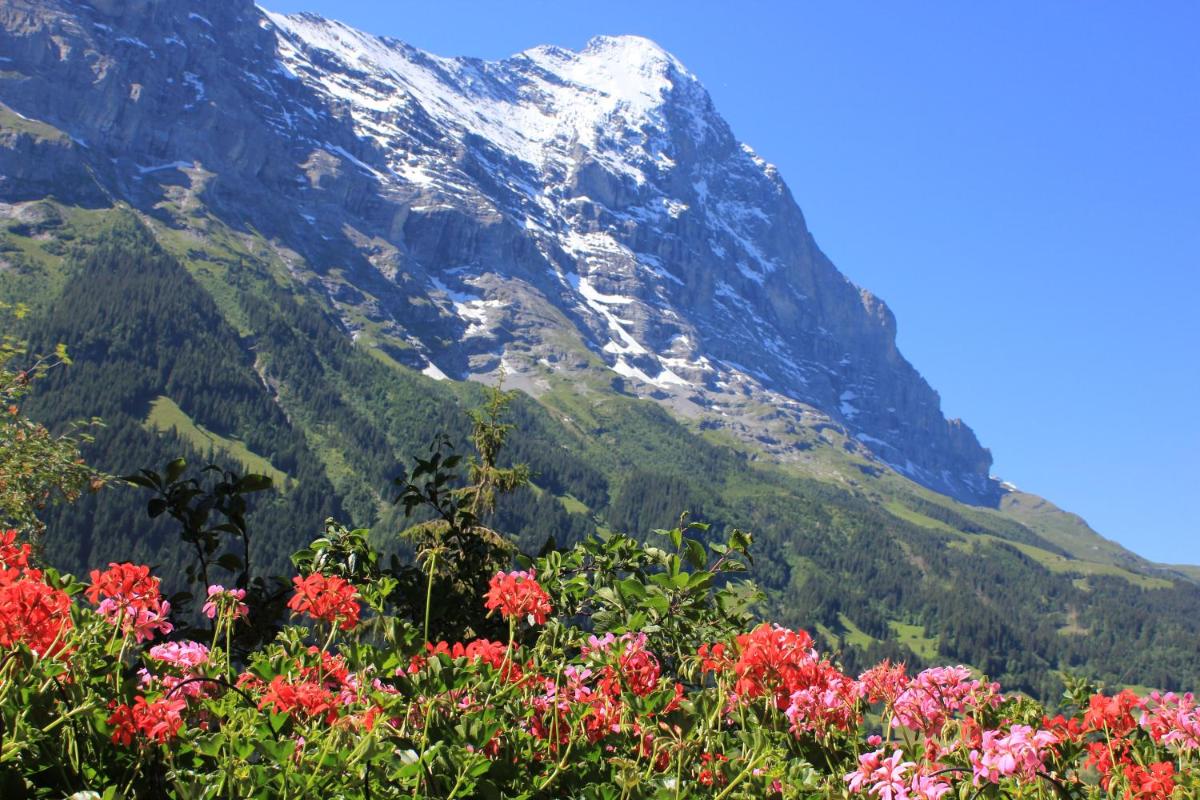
left=301, top=726, right=339, bottom=792
left=225, top=616, right=233, bottom=682
left=39, top=701, right=97, bottom=735
left=411, top=693, right=440, bottom=798
left=423, top=549, right=439, bottom=645
left=536, top=735, right=576, bottom=794
left=482, top=617, right=517, bottom=709
left=444, top=761, right=472, bottom=800
left=321, top=621, right=338, bottom=654
left=114, top=627, right=132, bottom=693
left=712, top=752, right=770, bottom=800
left=674, top=745, right=683, bottom=800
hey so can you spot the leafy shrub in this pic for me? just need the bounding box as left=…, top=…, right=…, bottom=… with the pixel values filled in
left=0, top=303, right=101, bottom=537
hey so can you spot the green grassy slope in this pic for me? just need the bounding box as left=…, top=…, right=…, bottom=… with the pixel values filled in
left=144, top=396, right=292, bottom=488
left=0, top=102, right=69, bottom=142
left=997, top=488, right=1148, bottom=567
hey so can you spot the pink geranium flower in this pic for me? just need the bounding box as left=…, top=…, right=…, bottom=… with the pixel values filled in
left=969, top=724, right=1058, bottom=785
left=202, top=584, right=248, bottom=621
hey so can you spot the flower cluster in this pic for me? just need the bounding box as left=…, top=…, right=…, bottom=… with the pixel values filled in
left=1124, top=761, right=1177, bottom=799
left=0, top=527, right=32, bottom=572
left=1084, top=687, right=1142, bottom=736
left=700, top=624, right=819, bottom=707
left=250, top=644, right=374, bottom=730
left=0, top=529, right=73, bottom=658
left=202, top=584, right=248, bottom=621
left=784, top=662, right=863, bottom=735
left=700, top=624, right=864, bottom=734
left=517, top=630, right=681, bottom=756
left=86, top=562, right=173, bottom=642
left=139, top=640, right=212, bottom=698
left=1141, top=691, right=1200, bottom=750
left=484, top=569, right=552, bottom=625
left=858, top=659, right=910, bottom=705
left=1063, top=689, right=1187, bottom=799
left=6, top=530, right=1199, bottom=798
left=415, top=637, right=522, bottom=684
left=106, top=695, right=187, bottom=745
left=259, top=675, right=341, bottom=725
left=969, top=724, right=1058, bottom=785
left=287, top=573, right=361, bottom=630
left=845, top=748, right=951, bottom=800
left=891, top=665, right=1000, bottom=736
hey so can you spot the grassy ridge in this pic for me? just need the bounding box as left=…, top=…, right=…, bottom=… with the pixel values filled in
left=885, top=500, right=1171, bottom=590
left=0, top=102, right=68, bottom=142
left=144, top=396, right=292, bottom=488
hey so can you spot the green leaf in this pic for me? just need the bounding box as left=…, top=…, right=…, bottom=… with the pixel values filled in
left=216, top=553, right=243, bottom=572
left=669, top=526, right=683, bottom=550
left=236, top=473, right=274, bottom=493
left=196, top=734, right=226, bottom=757
left=121, top=472, right=159, bottom=489
left=617, top=576, right=647, bottom=600
left=165, top=457, right=188, bottom=484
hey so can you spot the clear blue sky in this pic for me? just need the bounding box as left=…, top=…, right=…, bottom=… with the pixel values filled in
left=269, top=1, right=1200, bottom=564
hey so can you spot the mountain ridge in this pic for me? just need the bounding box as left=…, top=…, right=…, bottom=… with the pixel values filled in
left=1, top=0, right=995, bottom=503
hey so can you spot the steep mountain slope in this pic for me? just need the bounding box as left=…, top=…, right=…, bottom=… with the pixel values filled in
left=1, top=0, right=1197, bottom=696
left=0, top=0, right=989, bottom=501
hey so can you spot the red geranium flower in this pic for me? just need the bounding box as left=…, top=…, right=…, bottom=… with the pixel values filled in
left=484, top=569, right=552, bottom=626
left=858, top=660, right=910, bottom=705
left=106, top=702, right=138, bottom=746
left=0, top=570, right=73, bottom=658
left=706, top=624, right=819, bottom=707
left=259, top=675, right=339, bottom=724
left=697, top=752, right=730, bottom=787
left=1042, top=713, right=1085, bottom=742
left=133, top=695, right=187, bottom=743
left=698, top=641, right=735, bottom=674
left=616, top=633, right=661, bottom=697
left=287, top=573, right=361, bottom=630
left=413, top=638, right=523, bottom=683
left=0, top=529, right=32, bottom=572
left=86, top=562, right=161, bottom=607
left=1083, top=689, right=1142, bottom=737
left=1086, top=738, right=1132, bottom=789
left=1124, top=761, right=1175, bottom=800
left=107, top=695, right=187, bottom=745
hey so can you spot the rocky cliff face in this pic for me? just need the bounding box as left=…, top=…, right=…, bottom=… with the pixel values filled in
left=0, top=0, right=997, bottom=502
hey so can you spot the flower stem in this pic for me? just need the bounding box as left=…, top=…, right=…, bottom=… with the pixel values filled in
left=422, top=549, right=438, bottom=645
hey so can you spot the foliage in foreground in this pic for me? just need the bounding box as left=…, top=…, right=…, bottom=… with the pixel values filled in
left=2, top=516, right=1198, bottom=799
left=0, top=302, right=100, bottom=537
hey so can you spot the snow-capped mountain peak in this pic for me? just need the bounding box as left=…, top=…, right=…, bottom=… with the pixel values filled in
left=267, top=13, right=709, bottom=186
left=0, top=0, right=997, bottom=503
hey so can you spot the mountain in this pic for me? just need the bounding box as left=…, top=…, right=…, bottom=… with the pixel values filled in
left=2, top=0, right=1198, bottom=696
left=1, top=0, right=990, bottom=502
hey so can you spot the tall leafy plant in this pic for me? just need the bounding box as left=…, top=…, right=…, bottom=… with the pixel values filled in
left=392, top=384, right=530, bottom=642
